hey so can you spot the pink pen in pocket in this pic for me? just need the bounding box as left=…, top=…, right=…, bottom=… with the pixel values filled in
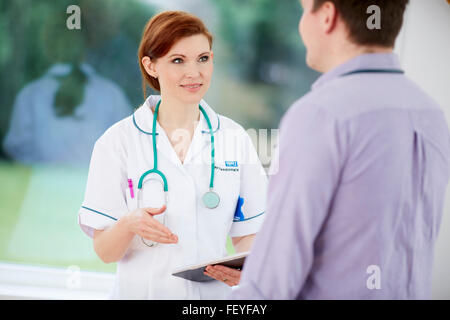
left=128, top=178, right=135, bottom=199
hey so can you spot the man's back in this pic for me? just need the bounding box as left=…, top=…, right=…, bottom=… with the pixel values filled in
left=232, top=53, right=450, bottom=299
left=296, top=53, right=450, bottom=299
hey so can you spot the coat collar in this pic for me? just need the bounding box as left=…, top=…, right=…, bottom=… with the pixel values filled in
left=132, top=95, right=220, bottom=166
left=132, top=95, right=220, bottom=136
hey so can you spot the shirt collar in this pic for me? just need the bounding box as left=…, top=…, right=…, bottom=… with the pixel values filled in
left=311, top=53, right=402, bottom=91
left=46, top=63, right=96, bottom=78
left=133, top=95, right=220, bottom=136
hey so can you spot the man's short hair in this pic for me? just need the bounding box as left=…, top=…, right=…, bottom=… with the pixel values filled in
left=313, top=0, right=409, bottom=47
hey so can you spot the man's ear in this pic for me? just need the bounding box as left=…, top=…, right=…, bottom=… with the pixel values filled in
left=319, top=1, right=338, bottom=34
left=142, top=56, right=158, bottom=78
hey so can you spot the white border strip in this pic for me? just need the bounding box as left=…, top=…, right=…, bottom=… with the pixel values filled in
left=0, top=262, right=115, bottom=300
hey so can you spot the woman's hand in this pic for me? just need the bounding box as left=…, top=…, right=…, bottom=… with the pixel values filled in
left=120, top=205, right=178, bottom=244
left=204, top=265, right=241, bottom=287
left=202, top=235, right=255, bottom=286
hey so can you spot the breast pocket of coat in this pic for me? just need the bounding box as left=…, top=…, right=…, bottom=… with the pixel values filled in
left=125, top=177, right=167, bottom=251
left=124, top=176, right=166, bottom=212
left=125, top=183, right=138, bottom=213
left=136, top=177, right=167, bottom=226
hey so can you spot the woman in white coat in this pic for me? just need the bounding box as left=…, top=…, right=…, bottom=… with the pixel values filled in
left=78, top=11, right=267, bottom=299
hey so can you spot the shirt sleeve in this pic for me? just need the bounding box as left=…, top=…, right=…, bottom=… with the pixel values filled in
left=228, top=130, right=268, bottom=238
left=230, top=103, right=346, bottom=299
left=78, top=129, right=128, bottom=238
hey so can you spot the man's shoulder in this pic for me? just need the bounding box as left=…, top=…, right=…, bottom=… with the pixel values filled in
left=291, top=75, right=444, bottom=122
left=283, top=91, right=337, bottom=123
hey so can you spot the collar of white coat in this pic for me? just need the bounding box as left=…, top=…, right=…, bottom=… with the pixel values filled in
left=132, top=95, right=220, bottom=136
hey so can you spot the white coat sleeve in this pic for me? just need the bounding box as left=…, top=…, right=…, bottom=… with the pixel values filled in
left=78, top=130, right=128, bottom=238
left=229, top=131, right=268, bottom=237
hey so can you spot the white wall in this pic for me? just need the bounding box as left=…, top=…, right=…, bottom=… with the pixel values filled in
left=395, top=0, right=450, bottom=299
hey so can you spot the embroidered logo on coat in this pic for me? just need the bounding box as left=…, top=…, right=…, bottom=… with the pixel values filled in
left=225, top=161, right=238, bottom=167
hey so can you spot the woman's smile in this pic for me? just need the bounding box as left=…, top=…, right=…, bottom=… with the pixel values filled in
left=180, top=83, right=203, bottom=92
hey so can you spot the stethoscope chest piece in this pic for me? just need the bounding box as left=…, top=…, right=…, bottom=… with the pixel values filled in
left=202, top=190, right=220, bottom=209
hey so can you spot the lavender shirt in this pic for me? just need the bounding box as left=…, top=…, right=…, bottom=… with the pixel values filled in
left=231, top=53, right=450, bottom=299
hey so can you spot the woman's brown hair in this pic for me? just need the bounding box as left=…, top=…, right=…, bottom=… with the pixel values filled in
left=138, top=11, right=213, bottom=97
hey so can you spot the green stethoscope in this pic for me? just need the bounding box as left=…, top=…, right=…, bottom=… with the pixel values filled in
left=138, top=100, right=219, bottom=247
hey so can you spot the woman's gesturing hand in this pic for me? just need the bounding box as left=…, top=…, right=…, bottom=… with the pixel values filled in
left=204, top=265, right=241, bottom=287
left=122, top=205, right=178, bottom=244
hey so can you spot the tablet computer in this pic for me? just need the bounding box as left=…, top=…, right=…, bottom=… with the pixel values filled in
left=171, top=251, right=249, bottom=282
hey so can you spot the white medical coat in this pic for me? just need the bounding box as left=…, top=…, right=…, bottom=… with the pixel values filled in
left=78, top=95, right=267, bottom=299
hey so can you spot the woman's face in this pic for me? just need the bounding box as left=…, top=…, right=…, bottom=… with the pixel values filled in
left=144, top=34, right=214, bottom=105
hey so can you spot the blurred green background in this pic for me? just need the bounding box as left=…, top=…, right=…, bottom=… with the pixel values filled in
left=0, top=0, right=318, bottom=273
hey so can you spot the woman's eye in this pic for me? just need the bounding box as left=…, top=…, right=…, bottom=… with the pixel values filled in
left=199, top=56, right=209, bottom=62
left=172, top=58, right=183, bottom=64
